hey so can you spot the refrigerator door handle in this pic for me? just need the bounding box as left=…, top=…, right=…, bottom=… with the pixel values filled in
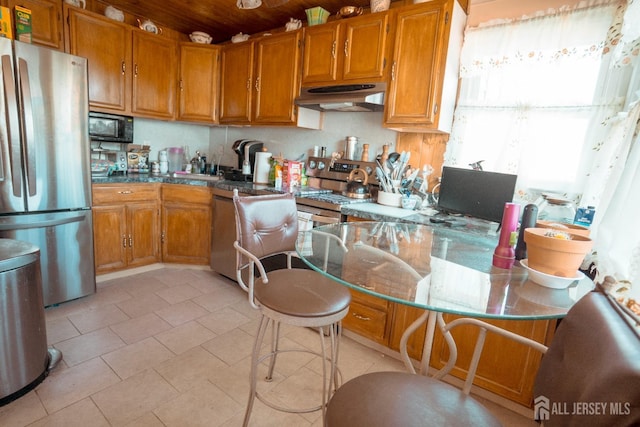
left=17, top=58, right=36, bottom=197
left=2, top=54, right=22, bottom=197
left=0, top=211, right=85, bottom=231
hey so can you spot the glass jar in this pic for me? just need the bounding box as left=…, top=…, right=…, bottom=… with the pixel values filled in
left=539, top=197, right=576, bottom=224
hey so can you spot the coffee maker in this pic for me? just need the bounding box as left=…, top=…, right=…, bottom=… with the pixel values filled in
left=226, top=140, right=264, bottom=181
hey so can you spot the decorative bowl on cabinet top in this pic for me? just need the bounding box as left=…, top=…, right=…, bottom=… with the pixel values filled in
left=231, top=32, right=250, bottom=43
left=190, top=31, right=212, bottom=44
left=104, top=5, right=124, bottom=22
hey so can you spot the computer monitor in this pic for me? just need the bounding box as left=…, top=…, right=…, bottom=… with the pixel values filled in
left=437, top=167, right=518, bottom=224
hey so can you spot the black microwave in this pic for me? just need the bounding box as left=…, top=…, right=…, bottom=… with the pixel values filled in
left=88, top=112, right=134, bottom=144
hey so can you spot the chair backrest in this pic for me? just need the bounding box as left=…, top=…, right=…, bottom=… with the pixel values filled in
left=233, top=191, right=299, bottom=268
left=533, top=290, right=640, bottom=426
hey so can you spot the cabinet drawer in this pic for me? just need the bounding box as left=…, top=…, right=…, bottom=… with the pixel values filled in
left=348, top=287, right=389, bottom=311
left=92, top=184, right=159, bottom=205
left=343, top=300, right=389, bottom=344
left=162, top=184, right=212, bottom=205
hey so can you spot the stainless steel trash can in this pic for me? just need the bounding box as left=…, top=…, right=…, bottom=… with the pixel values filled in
left=0, top=239, right=51, bottom=406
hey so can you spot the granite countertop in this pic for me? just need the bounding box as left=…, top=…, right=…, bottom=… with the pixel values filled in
left=93, top=174, right=501, bottom=247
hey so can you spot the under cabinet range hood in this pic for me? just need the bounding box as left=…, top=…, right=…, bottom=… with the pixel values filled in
left=295, top=83, right=386, bottom=112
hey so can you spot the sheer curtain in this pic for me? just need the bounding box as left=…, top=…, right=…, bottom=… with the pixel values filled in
left=583, top=0, right=640, bottom=286
left=446, top=1, right=619, bottom=203
left=447, top=0, right=640, bottom=286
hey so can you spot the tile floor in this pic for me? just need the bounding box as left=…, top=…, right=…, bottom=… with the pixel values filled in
left=0, top=266, right=537, bottom=426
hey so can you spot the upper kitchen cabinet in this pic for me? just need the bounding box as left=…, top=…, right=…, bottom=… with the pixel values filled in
left=219, top=40, right=254, bottom=124
left=384, top=0, right=466, bottom=133
left=131, top=30, right=177, bottom=119
left=66, top=7, right=131, bottom=112
left=66, top=7, right=177, bottom=119
left=5, top=0, right=63, bottom=50
left=302, top=12, right=391, bottom=86
left=219, top=30, right=319, bottom=128
left=177, top=42, right=220, bottom=124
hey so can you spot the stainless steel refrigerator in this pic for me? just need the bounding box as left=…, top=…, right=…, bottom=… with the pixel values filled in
left=0, top=39, right=95, bottom=307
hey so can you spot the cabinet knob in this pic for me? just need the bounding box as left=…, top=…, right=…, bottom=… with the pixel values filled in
left=331, top=41, right=337, bottom=59
left=254, top=77, right=260, bottom=92
left=343, top=39, right=349, bottom=57
left=122, top=235, right=127, bottom=248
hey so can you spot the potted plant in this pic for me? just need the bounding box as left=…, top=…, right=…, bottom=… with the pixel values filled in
left=524, top=228, right=593, bottom=277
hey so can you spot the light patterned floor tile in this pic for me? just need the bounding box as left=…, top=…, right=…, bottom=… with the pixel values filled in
left=2, top=267, right=535, bottom=427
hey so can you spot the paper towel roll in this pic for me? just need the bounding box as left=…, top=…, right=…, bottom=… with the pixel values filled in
left=253, top=151, right=272, bottom=184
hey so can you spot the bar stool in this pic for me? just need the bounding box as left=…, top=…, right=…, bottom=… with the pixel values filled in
left=232, top=190, right=351, bottom=426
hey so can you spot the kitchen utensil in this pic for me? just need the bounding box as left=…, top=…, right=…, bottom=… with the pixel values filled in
left=343, top=168, right=370, bottom=199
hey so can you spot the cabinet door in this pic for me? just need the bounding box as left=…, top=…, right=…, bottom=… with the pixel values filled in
left=8, top=0, right=63, bottom=50
left=93, top=205, right=127, bottom=274
left=430, top=315, right=554, bottom=406
left=385, top=0, right=448, bottom=127
left=302, top=22, right=341, bottom=85
left=178, top=43, right=220, bottom=123
left=67, top=8, right=131, bottom=113
left=342, top=12, right=390, bottom=82
left=161, top=203, right=211, bottom=265
left=127, top=202, right=160, bottom=267
left=219, top=41, right=254, bottom=124
left=131, top=30, right=177, bottom=119
left=253, top=30, right=301, bottom=124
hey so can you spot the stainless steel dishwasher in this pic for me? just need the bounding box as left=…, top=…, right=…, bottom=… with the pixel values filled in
left=0, top=239, right=61, bottom=406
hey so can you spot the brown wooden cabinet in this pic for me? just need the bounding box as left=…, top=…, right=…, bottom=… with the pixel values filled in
left=218, top=40, right=253, bottom=124
left=5, top=0, right=63, bottom=50
left=429, top=316, right=555, bottom=406
left=344, top=214, right=554, bottom=406
left=161, top=184, right=212, bottom=265
left=177, top=42, right=220, bottom=123
left=219, top=30, right=304, bottom=126
left=384, top=0, right=465, bottom=133
left=66, top=7, right=131, bottom=113
left=131, top=30, right=177, bottom=119
left=66, top=7, right=177, bottom=119
left=92, top=184, right=160, bottom=274
left=302, top=13, right=391, bottom=86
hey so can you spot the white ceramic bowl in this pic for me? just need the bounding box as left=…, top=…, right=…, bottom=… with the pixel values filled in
left=520, top=259, right=584, bottom=289
left=189, top=31, right=212, bottom=44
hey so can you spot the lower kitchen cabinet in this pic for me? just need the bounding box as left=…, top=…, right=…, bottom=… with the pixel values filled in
left=92, top=183, right=160, bottom=274
left=161, top=184, right=212, bottom=265
left=343, top=214, right=554, bottom=407
left=429, top=315, right=555, bottom=406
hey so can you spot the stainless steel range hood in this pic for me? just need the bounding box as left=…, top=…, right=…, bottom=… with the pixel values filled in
left=295, top=83, right=386, bottom=112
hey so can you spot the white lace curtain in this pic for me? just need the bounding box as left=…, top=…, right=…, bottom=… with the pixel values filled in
left=446, top=0, right=640, bottom=285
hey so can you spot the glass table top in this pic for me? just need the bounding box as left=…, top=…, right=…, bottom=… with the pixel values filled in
left=296, top=222, right=594, bottom=320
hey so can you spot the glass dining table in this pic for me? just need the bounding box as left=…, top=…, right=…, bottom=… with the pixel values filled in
left=296, top=221, right=594, bottom=394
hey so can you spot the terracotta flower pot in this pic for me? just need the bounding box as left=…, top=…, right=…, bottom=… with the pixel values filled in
left=523, top=227, right=593, bottom=278
left=535, top=220, right=590, bottom=237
